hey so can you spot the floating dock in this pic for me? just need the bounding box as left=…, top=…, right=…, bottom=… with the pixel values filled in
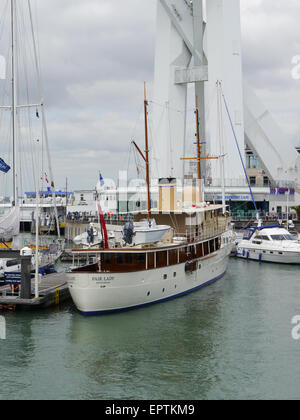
left=0, top=249, right=71, bottom=311
left=0, top=273, right=70, bottom=311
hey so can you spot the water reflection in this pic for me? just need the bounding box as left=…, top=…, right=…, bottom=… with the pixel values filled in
left=1, top=259, right=300, bottom=400
left=67, top=279, right=229, bottom=400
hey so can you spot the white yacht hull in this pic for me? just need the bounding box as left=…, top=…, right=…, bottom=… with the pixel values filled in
left=235, top=246, right=300, bottom=265
left=66, top=243, right=232, bottom=315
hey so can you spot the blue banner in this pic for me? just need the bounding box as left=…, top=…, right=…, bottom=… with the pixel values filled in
left=0, top=158, right=10, bottom=174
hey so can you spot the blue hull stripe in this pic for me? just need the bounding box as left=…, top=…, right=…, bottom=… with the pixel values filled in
left=80, top=271, right=226, bottom=316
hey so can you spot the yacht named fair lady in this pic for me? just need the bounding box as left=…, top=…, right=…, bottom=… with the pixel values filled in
left=65, top=86, right=234, bottom=315
left=67, top=201, right=233, bottom=315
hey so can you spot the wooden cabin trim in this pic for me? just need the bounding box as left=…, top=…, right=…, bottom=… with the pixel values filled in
left=71, top=235, right=223, bottom=274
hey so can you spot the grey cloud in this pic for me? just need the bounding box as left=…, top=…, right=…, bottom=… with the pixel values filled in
left=1, top=0, right=299, bottom=193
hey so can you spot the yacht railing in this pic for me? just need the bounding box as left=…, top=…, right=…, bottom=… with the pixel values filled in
left=173, top=218, right=229, bottom=244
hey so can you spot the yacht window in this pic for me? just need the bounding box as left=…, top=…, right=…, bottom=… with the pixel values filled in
left=284, top=235, right=295, bottom=241
left=116, top=254, right=123, bottom=264
left=256, top=235, right=270, bottom=241
left=271, top=235, right=288, bottom=241
left=6, top=259, right=19, bottom=267
left=137, top=254, right=146, bottom=265
left=125, top=254, right=133, bottom=264
left=104, top=254, right=111, bottom=264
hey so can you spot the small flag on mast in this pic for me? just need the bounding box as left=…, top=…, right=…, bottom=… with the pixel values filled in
left=99, top=173, right=104, bottom=187
left=0, top=158, right=10, bottom=174
left=96, top=173, right=105, bottom=194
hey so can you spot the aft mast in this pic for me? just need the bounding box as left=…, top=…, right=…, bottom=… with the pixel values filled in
left=144, top=82, right=151, bottom=220
left=11, top=0, right=17, bottom=206
left=132, top=82, right=151, bottom=220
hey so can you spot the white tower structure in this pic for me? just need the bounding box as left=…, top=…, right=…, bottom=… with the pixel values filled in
left=152, top=0, right=300, bottom=189
left=205, top=0, right=245, bottom=185
left=153, top=0, right=245, bottom=184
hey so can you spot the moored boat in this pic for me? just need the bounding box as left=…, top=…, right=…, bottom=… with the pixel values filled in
left=67, top=205, right=234, bottom=314
left=66, top=84, right=234, bottom=315
left=234, top=224, right=300, bottom=264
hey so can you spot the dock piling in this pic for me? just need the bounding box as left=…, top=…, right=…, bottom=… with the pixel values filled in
left=20, top=248, right=33, bottom=300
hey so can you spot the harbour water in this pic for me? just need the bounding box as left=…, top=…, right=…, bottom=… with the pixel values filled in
left=1, top=258, right=300, bottom=400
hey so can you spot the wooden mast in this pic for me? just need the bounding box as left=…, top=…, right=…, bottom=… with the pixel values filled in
left=144, top=82, right=151, bottom=220
left=195, top=96, right=201, bottom=182
left=132, top=83, right=151, bottom=220
left=11, top=0, right=17, bottom=206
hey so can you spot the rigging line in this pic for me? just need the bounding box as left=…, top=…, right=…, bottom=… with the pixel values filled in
left=126, top=142, right=133, bottom=177
left=0, top=114, right=11, bottom=197
left=0, top=45, right=11, bottom=133
left=0, top=1, right=9, bottom=41
left=28, top=0, right=61, bottom=238
left=220, top=83, right=258, bottom=213
left=18, top=2, right=36, bottom=185
left=129, top=103, right=143, bottom=140
left=32, top=0, right=42, bottom=87
left=167, top=101, right=174, bottom=177
left=149, top=99, right=195, bottom=115
left=147, top=105, right=160, bottom=180
left=217, top=81, right=226, bottom=214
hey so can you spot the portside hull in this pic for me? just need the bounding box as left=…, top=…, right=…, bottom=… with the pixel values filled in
left=66, top=244, right=232, bottom=315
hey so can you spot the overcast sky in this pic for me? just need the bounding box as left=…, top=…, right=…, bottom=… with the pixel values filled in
left=1, top=0, right=300, bottom=193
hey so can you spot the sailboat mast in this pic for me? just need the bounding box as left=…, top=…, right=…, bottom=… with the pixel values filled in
left=11, top=0, right=17, bottom=206
left=35, top=139, right=40, bottom=298
left=195, top=97, right=203, bottom=203
left=217, top=81, right=226, bottom=215
left=144, top=83, right=151, bottom=220
left=27, top=0, right=61, bottom=238
left=195, top=97, right=201, bottom=182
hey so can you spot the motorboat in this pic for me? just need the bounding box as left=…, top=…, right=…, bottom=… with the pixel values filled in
left=234, top=224, right=300, bottom=264
left=123, top=219, right=171, bottom=246
left=73, top=224, right=102, bottom=247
